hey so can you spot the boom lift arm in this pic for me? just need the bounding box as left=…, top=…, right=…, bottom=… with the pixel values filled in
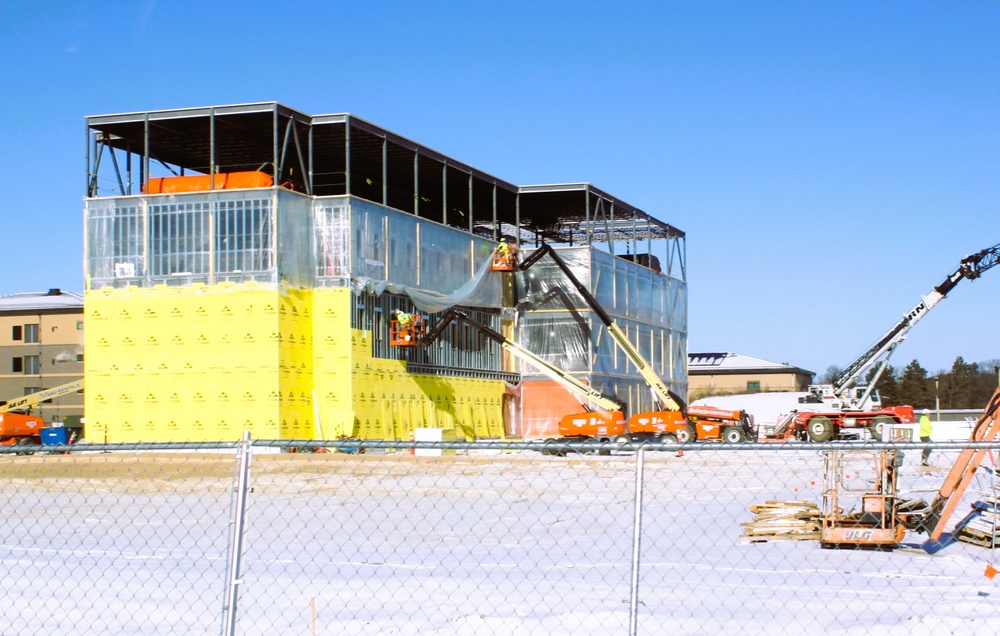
left=519, top=244, right=687, bottom=415
left=833, top=242, right=1000, bottom=406
left=919, top=387, right=1000, bottom=543
left=420, top=308, right=624, bottom=414
left=0, top=379, right=84, bottom=414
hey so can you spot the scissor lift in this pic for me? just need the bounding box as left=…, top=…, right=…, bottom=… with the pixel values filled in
left=821, top=449, right=906, bottom=549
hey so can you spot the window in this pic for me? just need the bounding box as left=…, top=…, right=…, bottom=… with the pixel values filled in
left=11, top=325, right=21, bottom=341
left=76, top=354, right=84, bottom=363
left=77, top=320, right=84, bottom=331
left=24, top=324, right=39, bottom=344
left=747, top=381, right=761, bottom=392
left=12, top=357, right=22, bottom=372
left=24, top=387, right=40, bottom=396
left=24, top=355, right=39, bottom=375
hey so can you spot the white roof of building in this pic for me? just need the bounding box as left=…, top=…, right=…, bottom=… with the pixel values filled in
left=688, top=352, right=812, bottom=375
left=0, top=289, right=84, bottom=313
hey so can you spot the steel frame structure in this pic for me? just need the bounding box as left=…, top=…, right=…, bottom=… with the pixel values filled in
left=85, top=102, right=686, bottom=283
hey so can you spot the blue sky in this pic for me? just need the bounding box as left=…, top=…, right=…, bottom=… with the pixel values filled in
left=2, top=1, right=999, bottom=377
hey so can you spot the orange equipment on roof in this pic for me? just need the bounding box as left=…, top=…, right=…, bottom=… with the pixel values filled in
left=491, top=242, right=519, bottom=271
left=142, top=170, right=274, bottom=194
left=389, top=313, right=425, bottom=347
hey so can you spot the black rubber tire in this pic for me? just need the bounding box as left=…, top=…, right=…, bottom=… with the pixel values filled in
left=677, top=423, right=697, bottom=444
left=15, top=437, right=36, bottom=456
left=807, top=416, right=835, bottom=442
left=868, top=416, right=894, bottom=440
left=723, top=426, right=746, bottom=443
left=541, top=438, right=559, bottom=456
left=661, top=433, right=678, bottom=444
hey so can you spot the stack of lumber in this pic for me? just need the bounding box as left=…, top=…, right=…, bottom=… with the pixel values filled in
left=957, top=486, right=1000, bottom=548
left=739, top=499, right=821, bottom=543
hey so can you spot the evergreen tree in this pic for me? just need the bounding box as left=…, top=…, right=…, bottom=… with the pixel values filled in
left=896, top=360, right=932, bottom=409
left=973, top=359, right=1000, bottom=406
left=870, top=364, right=899, bottom=406
left=945, top=357, right=978, bottom=409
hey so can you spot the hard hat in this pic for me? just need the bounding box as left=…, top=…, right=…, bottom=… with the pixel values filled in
left=921, top=409, right=930, bottom=414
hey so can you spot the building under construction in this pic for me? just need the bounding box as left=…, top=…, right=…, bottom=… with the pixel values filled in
left=83, top=102, right=687, bottom=442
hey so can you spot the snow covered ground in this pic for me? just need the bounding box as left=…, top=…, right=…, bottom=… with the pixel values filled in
left=1, top=445, right=998, bottom=635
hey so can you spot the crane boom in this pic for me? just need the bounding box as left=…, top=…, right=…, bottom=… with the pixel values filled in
left=833, top=242, right=1000, bottom=399
left=519, top=244, right=687, bottom=414
left=420, top=308, right=624, bottom=414
left=0, top=379, right=84, bottom=414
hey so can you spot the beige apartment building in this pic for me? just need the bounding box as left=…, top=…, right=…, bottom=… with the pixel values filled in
left=688, top=352, right=813, bottom=401
left=0, top=289, right=84, bottom=425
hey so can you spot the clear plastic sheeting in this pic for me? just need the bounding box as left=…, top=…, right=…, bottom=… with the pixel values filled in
left=516, top=310, right=592, bottom=373
left=348, top=198, right=503, bottom=312
left=352, top=255, right=503, bottom=314
left=516, top=245, right=688, bottom=402
left=85, top=197, right=145, bottom=287
left=313, top=197, right=350, bottom=287
left=274, top=190, right=313, bottom=289
left=349, top=198, right=499, bottom=297
left=85, top=190, right=279, bottom=289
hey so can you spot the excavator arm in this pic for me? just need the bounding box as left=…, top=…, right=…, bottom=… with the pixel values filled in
left=420, top=308, right=624, bottom=414
left=519, top=244, right=687, bottom=414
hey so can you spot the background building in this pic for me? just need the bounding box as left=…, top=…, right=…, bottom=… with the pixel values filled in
left=84, top=102, right=687, bottom=441
left=688, top=352, right=813, bottom=401
left=0, top=289, right=84, bottom=424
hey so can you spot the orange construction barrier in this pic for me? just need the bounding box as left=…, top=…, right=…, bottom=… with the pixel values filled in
left=142, top=170, right=274, bottom=194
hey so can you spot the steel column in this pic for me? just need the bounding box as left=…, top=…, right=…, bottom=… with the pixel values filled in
left=210, top=108, right=216, bottom=190
left=272, top=105, right=279, bottom=184
left=345, top=117, right=352, bottom=196
left=143, top=114, right=150, bottom=195
left=412, top=150, right=418, bottom=216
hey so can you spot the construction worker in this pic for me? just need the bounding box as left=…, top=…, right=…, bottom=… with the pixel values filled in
left=919, top=408, right=933, bottom=466
left=395, top=309, right=414, bottom=342
left=497, top=239, right=510, bottom=259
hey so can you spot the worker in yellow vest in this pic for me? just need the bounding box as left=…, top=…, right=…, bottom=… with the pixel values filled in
left=919, top=409, right=933, bottom=466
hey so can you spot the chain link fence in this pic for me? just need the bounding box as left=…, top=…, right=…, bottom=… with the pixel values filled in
left=2, top=439, right=999, bottom=635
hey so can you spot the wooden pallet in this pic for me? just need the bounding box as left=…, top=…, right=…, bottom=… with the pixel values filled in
left=956, top=485, right=1000, bottom=547
left=740, top=500, right=821, bottom=543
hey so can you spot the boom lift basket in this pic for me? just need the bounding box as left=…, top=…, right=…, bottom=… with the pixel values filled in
left=491, top=244, right=519, bottom=271
left=390, top=314, right=426, bottom=347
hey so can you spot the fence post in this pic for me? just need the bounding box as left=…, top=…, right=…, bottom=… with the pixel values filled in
left=221, top=431, right=253, bottom=636
left=628, top=446, right=646, bottom=636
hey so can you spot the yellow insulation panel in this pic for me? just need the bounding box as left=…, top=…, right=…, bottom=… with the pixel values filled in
left=348, top=340, right=507, bottom=442
left=85, top=283, right=304, bottom=442
left=86, top=283, right=508, bottom=442
left=311, top=287, right=356, bottom=438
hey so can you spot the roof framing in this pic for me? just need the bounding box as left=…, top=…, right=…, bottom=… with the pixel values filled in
left=86, top=102, right=684, bottom=272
